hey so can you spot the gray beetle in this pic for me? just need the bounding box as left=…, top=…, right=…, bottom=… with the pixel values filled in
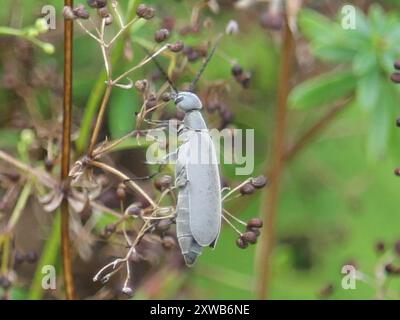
left=173, top=91, right=222, bottom=266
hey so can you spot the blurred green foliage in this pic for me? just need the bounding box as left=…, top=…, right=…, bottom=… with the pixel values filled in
left=2, top=0, right=400, bottom=300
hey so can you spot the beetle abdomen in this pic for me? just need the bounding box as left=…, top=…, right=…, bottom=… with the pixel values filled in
left=176, top=187, right=203, bottom=266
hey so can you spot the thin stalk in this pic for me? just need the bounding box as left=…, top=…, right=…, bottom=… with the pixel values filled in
left=256, top=19, right=295, bottom=300
left=61, top=0, right=76, bottom=300
left=283, top=97, right=351, bottom=162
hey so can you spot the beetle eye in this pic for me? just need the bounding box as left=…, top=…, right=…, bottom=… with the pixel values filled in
left=174, top=96, right=184, bottom=104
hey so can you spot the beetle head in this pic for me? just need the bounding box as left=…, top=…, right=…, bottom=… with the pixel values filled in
left=174, top=91, right=202, bottom=112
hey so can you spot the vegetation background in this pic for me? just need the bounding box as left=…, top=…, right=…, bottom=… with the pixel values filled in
left=1, top=0, right=400, bottom=300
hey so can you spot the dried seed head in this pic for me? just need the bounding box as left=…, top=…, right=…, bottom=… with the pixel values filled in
left=87, top=0, right=107, bottom=8
left=154, top=175, right=173, bottom=191
left=231, top=65, right=243, bottom=77
left=161, top=92, right=171, bottom=102
left=162, top=16, right=176, bottom=31
left=0, top=276, right=11, bottom=290
left=25, top=251, right=38, bottom=264
left=240, top=72, right=252, bottom=89
left=260, top=11, right=284, bottom=30
left=394, top=168, right=400, bottom=176
left=247, top=218, right=263, bottom=229
left=247, top=227, right=260, bottom=237
left=225, top=20, right=239, bottom=35
left=241, top=231, right=257, bottom=244
left=391, top=72, right=400, bottom=83
left=122, top=286, right=133, bottom=297
left=73, top=4, right=90, bottom=19
left=145, top=94, right=157, bottom=109
left=97, top=7, right=109, bottom=18
left=135, top=79, right=148, bottom=92
left=375, top=240, right=385, bottom=253
left=395, top=240, right=400, bottom=256
left=318, top=283, right=334, bottom=298
left=187, top=50, right=200, bottom=63
left=240, top=183, right=255, bottom=195
left=168, top=40, right=184, bottom=53
left=236, top=237, right=248, bottom=249
left=156, top=219, right=173, bottom=232
left=63, top=6, right=76, bottom=20
left=14, top=252, right=25, bottom=265
left=136, top=4, right=155, bottom=20
left=44, top=158, right=54, bottom=172
left=105, top=223, right=116, bottom=234
left=104, top=14, right=113, bottom=26
left=154, top=28, right=170, bottom=43
left=126, top=202, right=142, bottom=217
left=395, top=60, right=400, bottom=70
left=251, top=175, right=268, bottom=189
left=116, top=184, right=126, bottom=201
left=162, top=236, right=176, bottom=250
left=384, top=263, right=399, bottom=274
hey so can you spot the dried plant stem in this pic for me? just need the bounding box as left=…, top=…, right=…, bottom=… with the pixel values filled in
left=61, top=0, right=76, bottom=300
left=88, top=84, right=113, bottom=156
left=283, top=97, right=351, bottom=162
left=256, top=19, right=295, bottom=300
left=88, top=160, right=157, bottom=208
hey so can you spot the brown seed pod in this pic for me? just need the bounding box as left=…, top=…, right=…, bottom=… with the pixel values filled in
left=87, top=0, right=107, bottom=8
left=63, top=6, right=76, bottom=20
left=145, top=94, right=157, bottom=109
left=25, top=251, right=38, bottom=264
left=135, top=79, right=148, bottom=92
left=394, top=168, right=400, bottom=176
left=161, top=92, right=171, bottom=102
left=136, top=4, right=155, bottom=20
left=251, top=175, right=268, bottom=189
left=97, top=7, right=109, bottom=18
left=395, top=60, right=400, bottom=70
left=240, top=183, right=255, bottom=195
left=104, top=14, right=113, bottom=26
left=105, top=223, right=116, bottom=234
left=116, top=184, right=126, bottom=201
left=260, top=11, right=284, bottom=30
left=168, top=40, right=184, bottom=52
left=391, top=72, right=400, bottom=83
left=247, top=227, right=260, bottom=237
left=154, top=28, right=170, bottom=43
left=231, top=65, right=243, bottom=77
left=156, top=219, right=173, bottom=232
left=162, top=236, right=176, bottom=250
left=236, top=237, right=248, bottom=249
left=241, top=231, right=257, bottom=244
left=126, top=203, right=142, bottom=217
left=73, top=4, right=90, bottom=19
left=154, top=175, right=173, bottom=191
left=375, top=241, right=385, bottom=253
left=247, top=218, right=263, bottom=229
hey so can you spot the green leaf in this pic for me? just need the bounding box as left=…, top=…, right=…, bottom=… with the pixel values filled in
left=366, top=83, right=394, bottom=160
left=299, top=9, right=366, bottom=62
left=356, top=69, right=381, bottom=111
left=108, top=90, right=139, bottom=139
left=289, top=71, right=357, bottom=109
left=353, top=49, right=377, bottom=76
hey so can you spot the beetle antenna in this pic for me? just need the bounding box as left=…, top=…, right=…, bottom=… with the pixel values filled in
left=141, top=45, right=179, bottom=94
left=190, top=34, right=223, bottom=92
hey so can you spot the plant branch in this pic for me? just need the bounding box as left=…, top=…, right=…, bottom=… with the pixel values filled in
left=61, top=0, right=76, bottom=300
left=256, top=19, right=295, bottom=300
left=283, top=97, right=351, bottom=163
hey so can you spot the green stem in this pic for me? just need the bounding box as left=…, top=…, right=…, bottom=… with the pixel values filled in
left=28, top=212, right=61, bottom=300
